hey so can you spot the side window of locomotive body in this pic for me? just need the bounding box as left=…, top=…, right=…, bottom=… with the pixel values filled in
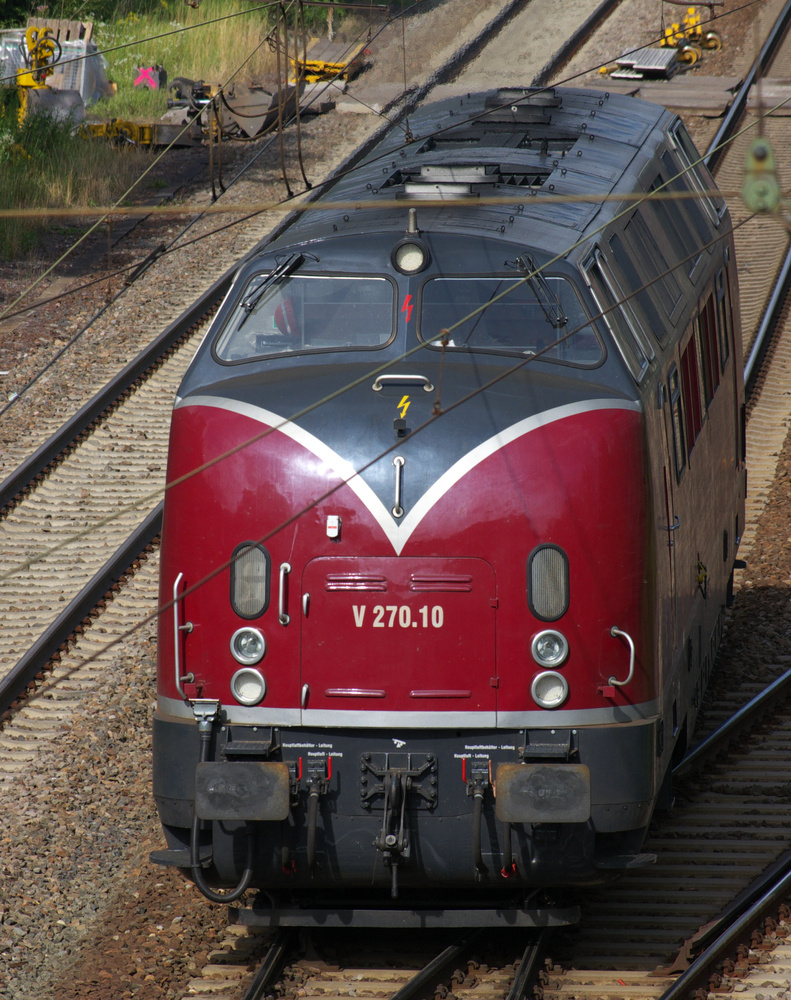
left=609, top=232, right=666, bottom=346
left=659, top=149, right=712, bottom=248
left=669, top=122, right=725, bottom=227
left=668, top=366, right=686, bottom=480
left=583, top=250, right=653, bottom=381
left=417, top=275, right=603, bottom=365
left=623, top=210, right=683, bottom=324
left=214, top=273, right=395, bottom=362
left=697, top=292, right=720, bottom=407
left=649, top=173, right=701, bottom=279
left=715, top=267, right=731, bottom=372
left=680, top=332, right=703, bottom=457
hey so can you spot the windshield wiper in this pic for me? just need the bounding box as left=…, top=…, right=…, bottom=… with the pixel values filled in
left=236, top=252, right=305, bottom=332
left=518, top=253, right=567, bottom=329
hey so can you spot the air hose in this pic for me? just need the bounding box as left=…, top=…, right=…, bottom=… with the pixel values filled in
left=472, top=785, right=488, bottom=877
left=190, top=715, right=255, bottom=903
left=305, top=784, right=320, bottom=871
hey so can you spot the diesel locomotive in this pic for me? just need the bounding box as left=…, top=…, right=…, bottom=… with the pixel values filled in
left=151, top=87, right=746, bottom=925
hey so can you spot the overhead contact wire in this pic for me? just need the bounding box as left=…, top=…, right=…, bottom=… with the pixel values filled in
left=3, top=209, right=750, bottom=695
left=0, top=205, right=752, bottom=586
left=0, top=3, right=410, bottom=339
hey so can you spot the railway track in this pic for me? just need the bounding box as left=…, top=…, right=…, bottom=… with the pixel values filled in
left=5, top=0, right=791, bottom=997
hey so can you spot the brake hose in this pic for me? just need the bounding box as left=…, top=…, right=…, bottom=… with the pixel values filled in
left=190, top=718, right=255, bottom=903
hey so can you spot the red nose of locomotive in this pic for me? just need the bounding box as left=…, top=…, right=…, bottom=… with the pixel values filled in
left=151, top=87, right=745, bottom=919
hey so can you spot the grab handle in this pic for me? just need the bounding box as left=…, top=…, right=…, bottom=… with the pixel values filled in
left=278, top=562, right=292, bottom=625
left=608, top=626, right=635, bottom=687
left=173, top=572, right=194, bottom=699
left=392, top=456, right=405, bottom=518
left=372, top=374, right=434, bottom=392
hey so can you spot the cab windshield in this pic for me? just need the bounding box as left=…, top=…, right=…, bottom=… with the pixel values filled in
left=214, top=273, right=395, bottom=362
left=419, top=275, right=603, bottom=365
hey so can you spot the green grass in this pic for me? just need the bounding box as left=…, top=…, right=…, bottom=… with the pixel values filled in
left=0, top=89, right=150, bottom=260
left=0, top=0, right=360, bottom=257
left=89, top=0, right=350, bottom=121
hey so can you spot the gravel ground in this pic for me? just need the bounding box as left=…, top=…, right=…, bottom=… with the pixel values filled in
left=0, top=619, right=229, bottom=1000
left=0, top=1, right=784, bottom=998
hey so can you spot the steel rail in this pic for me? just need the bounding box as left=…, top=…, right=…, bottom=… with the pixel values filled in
left=389, top=931, right=484, bottom=1000
left=701, top=0, right=791, bottom=393
left=0, top=0, right=622, bottom=719
left=673, top=666, right=791, bottom=777
left=241, top=928, right=295, bottom=1000
left=531, top=0, right=622, bottom=87
left=703, top=0, right=791, bottom=173
left=0, top=502, right=162, bottom=719
left=658, top=849, right=791, bottom=976
left=744, top=246, right=791, bottom=389
left=657, top=866, right=791, bottom=1000
left=506, top=929, right=551, bottom=1000
left=0, top=270, right=233, bottom=515
left=0, top=0, right=542, bottom=519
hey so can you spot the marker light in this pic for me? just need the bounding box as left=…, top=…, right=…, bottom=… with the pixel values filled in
left=531, top=629, right=569, bottom=668
left=393, top=240, right=429, bottom=274
left=531, top=671, right=569, bottom=709
left=230, top=627, right=266, bottom=665
left=231, top=667, right=267, bottom=706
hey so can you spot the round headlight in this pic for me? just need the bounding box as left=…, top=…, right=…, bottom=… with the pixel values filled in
left=531, top=671, right=569, bottom=709
left=531, top=629, right=569, bottom=667
left=230, top=627, right=266, bottom=665
left=231, top=667, right=267, bottom=706
left=393, top=240, right=428, bottom=274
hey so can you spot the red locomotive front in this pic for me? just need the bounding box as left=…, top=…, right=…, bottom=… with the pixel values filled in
left=151, top=88, right=745, bottom=921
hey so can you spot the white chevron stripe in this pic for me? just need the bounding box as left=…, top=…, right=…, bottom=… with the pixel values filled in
left=177, top=394, right=641, bottom=554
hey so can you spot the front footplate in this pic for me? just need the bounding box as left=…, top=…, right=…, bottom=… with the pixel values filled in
left=232, top=890, right=581, bottom=928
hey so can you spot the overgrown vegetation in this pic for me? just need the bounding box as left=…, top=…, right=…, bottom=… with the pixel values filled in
left=0, top=89, right=148, bottom=259
left=0, top=0, right=362, bottom=258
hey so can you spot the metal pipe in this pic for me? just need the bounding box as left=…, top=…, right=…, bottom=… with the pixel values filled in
left=190, top=716, right=255, bottom=903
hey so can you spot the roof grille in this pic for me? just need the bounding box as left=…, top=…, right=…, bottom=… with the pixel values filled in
left=378, top=162, right=551, bottom=198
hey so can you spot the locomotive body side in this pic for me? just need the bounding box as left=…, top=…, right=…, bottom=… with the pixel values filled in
left=151, top=88, right=745, bottom=917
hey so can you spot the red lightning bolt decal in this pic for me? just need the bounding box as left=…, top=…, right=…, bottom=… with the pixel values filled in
left=401, top=294, right=413, bottom=324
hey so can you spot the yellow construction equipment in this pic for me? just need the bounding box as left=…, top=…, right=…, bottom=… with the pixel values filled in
left=289, top=38, right=366, bottom=84
left=16, top=24, right=85, bottom=122
left=660, top=6, right=722, bottom=65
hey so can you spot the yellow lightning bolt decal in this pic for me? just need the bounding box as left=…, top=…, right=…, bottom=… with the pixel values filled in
left=398, top=395, right=411, bottom=420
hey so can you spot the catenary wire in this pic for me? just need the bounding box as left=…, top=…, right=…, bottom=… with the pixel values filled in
left=0, top=0, right=762, bottom=333
left=0, top=14, right=402, bottom=421
left=0, top=0, right=388, bottom=87
left=1, top=208, right=751, bottom=703
left=0, top=3, right=410, bottom=333
left=0, top=197, right=753, bottom=587
left=0, top=52, right=778, bottom=434
left=0, top=0, right=774, bottom=503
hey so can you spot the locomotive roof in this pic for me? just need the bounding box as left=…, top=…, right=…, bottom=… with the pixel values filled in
left=276, top=87, right=671, bottom=260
